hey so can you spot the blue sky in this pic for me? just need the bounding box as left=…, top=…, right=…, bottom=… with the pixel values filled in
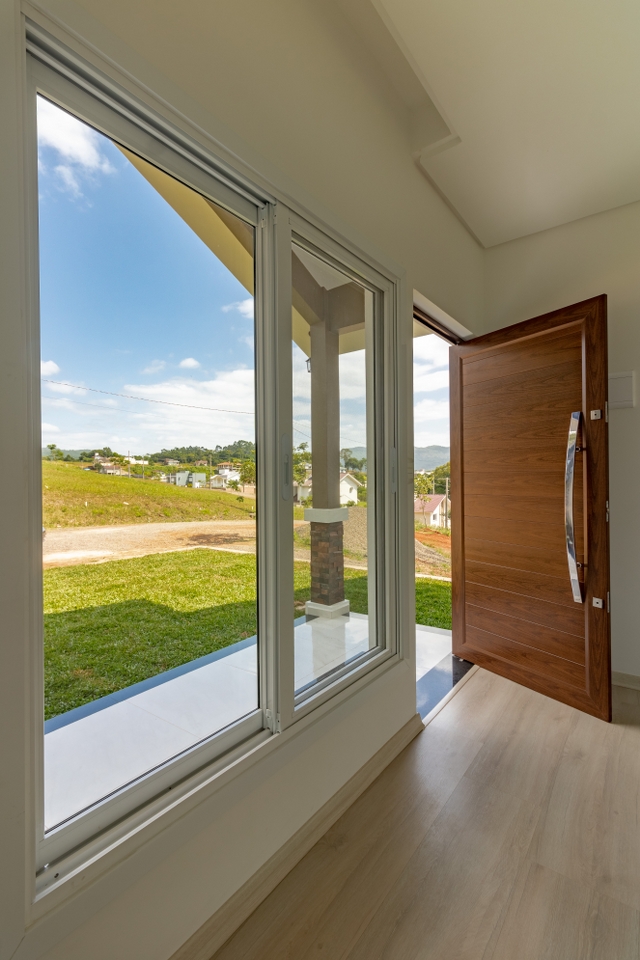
left=37, top=96, right=256, bottom=455
left=37, top=96, right=449, bottom=456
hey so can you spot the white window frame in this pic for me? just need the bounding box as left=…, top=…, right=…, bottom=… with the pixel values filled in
left=283, top=219, right=400, bottom=723
left=24, top=23, right=406, bottom=903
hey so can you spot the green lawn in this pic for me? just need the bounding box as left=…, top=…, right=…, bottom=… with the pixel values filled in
left=44, top=550, right=451, bottom=719
left=42, top=460, right=254, bottom=528
left=415, top=578, right=453, bottom=630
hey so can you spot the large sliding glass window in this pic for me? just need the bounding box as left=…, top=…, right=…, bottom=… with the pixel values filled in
left=291, top=242, right=381, bottom=701
left=35, top=81, right=262, bottom=860
left=29, top=48, right=399, bottom=886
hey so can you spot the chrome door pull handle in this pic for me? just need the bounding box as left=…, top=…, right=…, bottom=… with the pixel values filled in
left=565, top=411, right=583, bottom=603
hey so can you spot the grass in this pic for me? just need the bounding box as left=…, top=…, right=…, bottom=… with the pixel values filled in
left=44, top=549, right=451, bottom=719
left=415, top=578, right=452, bottom=629
left=42, top=460, right=255, bottom=528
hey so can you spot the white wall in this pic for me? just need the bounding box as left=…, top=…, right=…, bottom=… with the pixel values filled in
left=485, top=198, right=640, bottom=676
left=0, top=1, right=484, bottom=958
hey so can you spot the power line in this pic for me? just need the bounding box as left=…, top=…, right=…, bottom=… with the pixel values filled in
left=41, top=379, right=254, bottom=416
left=42, top=380, right=365, bottom=449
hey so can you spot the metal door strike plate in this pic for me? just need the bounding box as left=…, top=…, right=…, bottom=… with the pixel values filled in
left=590, top=410, right=602, bottom=420
left=592, top=597, right=604, bottom=608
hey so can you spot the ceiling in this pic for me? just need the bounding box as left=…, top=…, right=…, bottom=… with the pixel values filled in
left=369, top=0, right=640, bottom=247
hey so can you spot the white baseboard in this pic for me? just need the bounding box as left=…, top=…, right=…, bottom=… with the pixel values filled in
left=612, top=671, right=640, bottom=691
left=170, top=712, right=424, bottom=960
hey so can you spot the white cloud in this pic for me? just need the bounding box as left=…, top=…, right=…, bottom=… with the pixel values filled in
left=54, top=165, right=82, bottom=198
left=179, top=357, right=201, bottom=369
left=41, top=360, right=60, bottom=376
left=37, top=96, right=115, bottom=197
left=413, top=333, right=450, bottom=369
left=142, top=360, right=166, bottom=374
left=40, top=365, right=259, bottom=454
left=339, top=351, right=367, bottom=400
left=413, top=369, right=449, bottom=393
left=414, top=397, right=450, bottom=420
left=222, top=298, right=254, bottom=319
left=41, top=423, right=59, bottom=434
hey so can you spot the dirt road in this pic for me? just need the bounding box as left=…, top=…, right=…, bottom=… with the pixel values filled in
left=43, top=517, right=450, bottom=580
left=43, top=520, right=260, bottom=568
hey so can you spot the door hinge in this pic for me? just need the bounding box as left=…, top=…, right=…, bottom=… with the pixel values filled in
left=607, top=591, right=610, bottom=613
left=606, top=500, right=609, bottom=522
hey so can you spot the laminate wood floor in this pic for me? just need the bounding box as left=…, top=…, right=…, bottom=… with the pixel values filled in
left=212, top=670, right=640, bottom=960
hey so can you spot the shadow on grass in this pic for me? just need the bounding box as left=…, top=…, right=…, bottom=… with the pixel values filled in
left=44, top=597, right=257, bottom=720
left=45, top=570, right=451, bottom=720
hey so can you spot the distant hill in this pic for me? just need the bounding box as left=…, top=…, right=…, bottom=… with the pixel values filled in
left=41, top=448, right=92, bottom=460
left=414, top=446, right=450, bottom=471
left=344, top=445, right=449, bottom=472
left=47, top=443, right=451, bottom=470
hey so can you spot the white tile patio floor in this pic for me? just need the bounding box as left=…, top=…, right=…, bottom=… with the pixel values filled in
left=44, top=617, right=451, bottom=830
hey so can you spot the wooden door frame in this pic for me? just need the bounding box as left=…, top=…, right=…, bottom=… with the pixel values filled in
left=450, top=295, right=611, bottom=720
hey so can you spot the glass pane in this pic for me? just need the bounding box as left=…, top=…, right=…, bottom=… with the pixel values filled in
left=413, top=324, right=453, bottom=676
left=291, top=243, right=376, bottom=696
left=38, top=96, right=258, bottom=829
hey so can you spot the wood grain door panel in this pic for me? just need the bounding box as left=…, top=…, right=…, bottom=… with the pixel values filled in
left=465, top=604, right=585, bottom=665
left=466, top=538, right=579, bottom=580
left=464, top=516, right=567, bottom=550
left=464, top=581, right=585, bottom=638
left=462, top=327, right=583, bottom=384
left=464, top=627, right=586, bottom=692
left=465, top=560, right=580, bottom=606
left=463, top=358, right=583, bottom=409
left=452, top=296, right=611, bottom=720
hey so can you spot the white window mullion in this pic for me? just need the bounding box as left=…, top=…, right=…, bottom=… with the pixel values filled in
left=271, top=208, right=295, bottom=731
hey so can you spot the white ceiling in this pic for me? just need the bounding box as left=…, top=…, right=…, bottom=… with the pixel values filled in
left=373, top=0, right=640, bottom=246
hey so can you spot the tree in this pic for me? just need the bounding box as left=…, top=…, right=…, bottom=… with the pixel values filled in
left=46, top=443, right=64, bottom=461
left=239, top=459, right=256, bottom=487
left=432, top=461, right=450, bottom=494
left=414, top=472, right=433, bottom=523
left=293, top=443, right=311, bottom=486
left=340, top=447, right=366, bottom=473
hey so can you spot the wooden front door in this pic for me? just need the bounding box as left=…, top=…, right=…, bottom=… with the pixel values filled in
left=451, top=295, right=611, bottom=720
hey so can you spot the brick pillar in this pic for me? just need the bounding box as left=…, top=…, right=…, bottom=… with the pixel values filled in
left=310, top=521, right=345, bottom=606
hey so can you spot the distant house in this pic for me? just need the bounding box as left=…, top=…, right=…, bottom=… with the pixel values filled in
left=294, top=478, right=312, bottom=503
left=295, top=472, right=362, bottom=505
left=217, top=463, right=240, bottom=483
left=164, top=458, right=180, bottom=466
left=190, top=473, right=207, bottom=488
left=210, top=475, right=226, bottom=489
left=97, top=461, right=126, bottom=476
left=170, top=471, right=190, bottom=487
left=339, top=472, right=362, bottom=504
left=194, top=459, right=208, bottom=467
left=415, top=493, right=449, bottom=527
